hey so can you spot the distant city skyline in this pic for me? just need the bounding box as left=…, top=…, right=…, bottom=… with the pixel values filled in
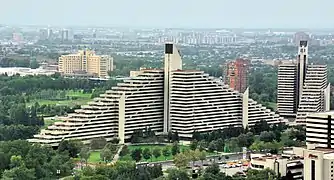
left=2, top=0, right=333, bottom=28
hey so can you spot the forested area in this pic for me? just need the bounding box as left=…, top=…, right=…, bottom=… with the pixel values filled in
left=0, top=73, right=120, bottom=141
left=190, top=120, right=305, bottom=154
left=0, top=140, right=74, bottom=179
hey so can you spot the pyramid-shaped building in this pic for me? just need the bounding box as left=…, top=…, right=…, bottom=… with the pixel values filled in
left=29, top=44, right=285, bottom=146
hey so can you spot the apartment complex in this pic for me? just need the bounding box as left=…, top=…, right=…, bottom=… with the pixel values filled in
left=29, top=44, right=284, bottom=146
left=224, top=58, right=249, bottom=93
left=306, top=111, right=334, bottom=149
left=277, top=40, right=330, bottom=124
left=58, top=50, right=113, bottom=78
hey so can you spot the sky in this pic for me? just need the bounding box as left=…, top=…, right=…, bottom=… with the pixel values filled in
left=0, top=0, right=333, bottom=28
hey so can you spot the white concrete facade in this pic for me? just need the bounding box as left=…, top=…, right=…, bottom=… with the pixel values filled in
left=277, top=40, right=330, bottom=124
left=29, top=43, right=284, bottom=146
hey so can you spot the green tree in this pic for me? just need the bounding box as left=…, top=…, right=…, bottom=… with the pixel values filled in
left=189, top=140, right=198, bottom=150
left=10, top=155, right=23, bottom=168
left=259, top=131, right=276, bottom=142
left=199, top=150, right=207, bottom=166
left=173, top=153, right=189, bottom=168
left=0, top=151, right=10, bottom=172
left=131, top=148, right=142, bottom=162
left=198, top=140, right=207, bottom=151
left=90, top=138, right=107, bottom=150
left=79, top=147, right=90, bottom=166
left=100, top=148, right=113, bottom=162
left=2, top=166, right=36, bottom=180
left=142, top=148, right=152, bottom=161
left=162, top=147, right=171, bottom=160
left=208, top=141, right=217, bottom=153
left=188, top=149, right=200, bottom=166
left=246, top=168, right=277, bottom=180
left=153, top=147, right=161, bottom=160
left=58, top=140, right=83, bottom=158
left=167, top=168, right=190, bottom=180
left=119, top=145, right=130, bottom=156
left=171, top=142, right=180, bottom=156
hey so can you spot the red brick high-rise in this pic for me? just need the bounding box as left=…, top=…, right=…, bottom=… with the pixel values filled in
left=225, top=58, right=249, bottom=93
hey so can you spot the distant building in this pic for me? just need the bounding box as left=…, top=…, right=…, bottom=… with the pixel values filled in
left=61, top=29, right=69, bottom=41
left=0, top=67, right=57, bottom=76
left=12, top=33, right=23, bottom=42
left=39, top=29, right=48, bottom=40
left=224, top=58, right=249, bottom=93
left=58, top=50, right=113, bottom=78
left=277, top=41, right=330, bottom=123
left=293, top=32, right=310, bottom=46
left=48, top=29, right=53, bottom=40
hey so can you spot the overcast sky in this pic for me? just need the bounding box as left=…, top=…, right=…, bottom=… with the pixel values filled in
left=1, top=0, right=332, bottom=28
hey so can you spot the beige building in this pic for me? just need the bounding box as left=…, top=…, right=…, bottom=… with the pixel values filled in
left=302, top=145, right=334, bottom=180
left=58, top=50, right=113, bottom=78
left=250, top=151, right=303, bottom=179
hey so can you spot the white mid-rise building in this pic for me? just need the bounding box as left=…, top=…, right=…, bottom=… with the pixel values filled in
left=306, top=111, right=334, bottom=149
left=29, top=44, right=285, bottom=146
left=277, top=40, right=330, bottom=124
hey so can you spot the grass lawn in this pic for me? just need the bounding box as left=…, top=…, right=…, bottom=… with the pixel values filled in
left=88, top=151, right=102, bottom=163
left=27, top=90, right=92, bottom=107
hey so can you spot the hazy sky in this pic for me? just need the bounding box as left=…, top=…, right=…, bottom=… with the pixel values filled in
left=1, top=0, right=332, bottom=28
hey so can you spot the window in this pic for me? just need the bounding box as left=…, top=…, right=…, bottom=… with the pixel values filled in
left=311, top=160, right=315, bottom=180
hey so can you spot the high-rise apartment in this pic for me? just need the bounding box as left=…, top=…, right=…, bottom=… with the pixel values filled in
left=303, top=111, right=334, bottom=180
left=29, top=44, right=284, bottom=146
left=277, top=41, right=330, bottom=124
left=61, top=29, right=69, bottom=41
left=306, top=111, right=334, bottom=148
left=58, top=50, right=113, bottom=78
left=225, top=58, right=249, bottom=93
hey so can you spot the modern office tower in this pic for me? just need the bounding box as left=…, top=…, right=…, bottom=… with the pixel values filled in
left=277, top=41, right=330, bottom=123
left=225, top=58, right=249, bottom=93
left=29, top=44, right=284, bottom=146
left=58, top=50, right=113, bottom=78
left=306, top=111, right=334, bottom=148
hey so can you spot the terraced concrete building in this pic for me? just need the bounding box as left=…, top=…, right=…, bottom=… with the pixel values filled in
left=29, top=44, right=284, bottom=146
left=277, top=40, right=330, bottom=124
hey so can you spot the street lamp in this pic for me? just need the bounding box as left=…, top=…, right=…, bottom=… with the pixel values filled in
left=56, top=169, right=60, bottom=179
